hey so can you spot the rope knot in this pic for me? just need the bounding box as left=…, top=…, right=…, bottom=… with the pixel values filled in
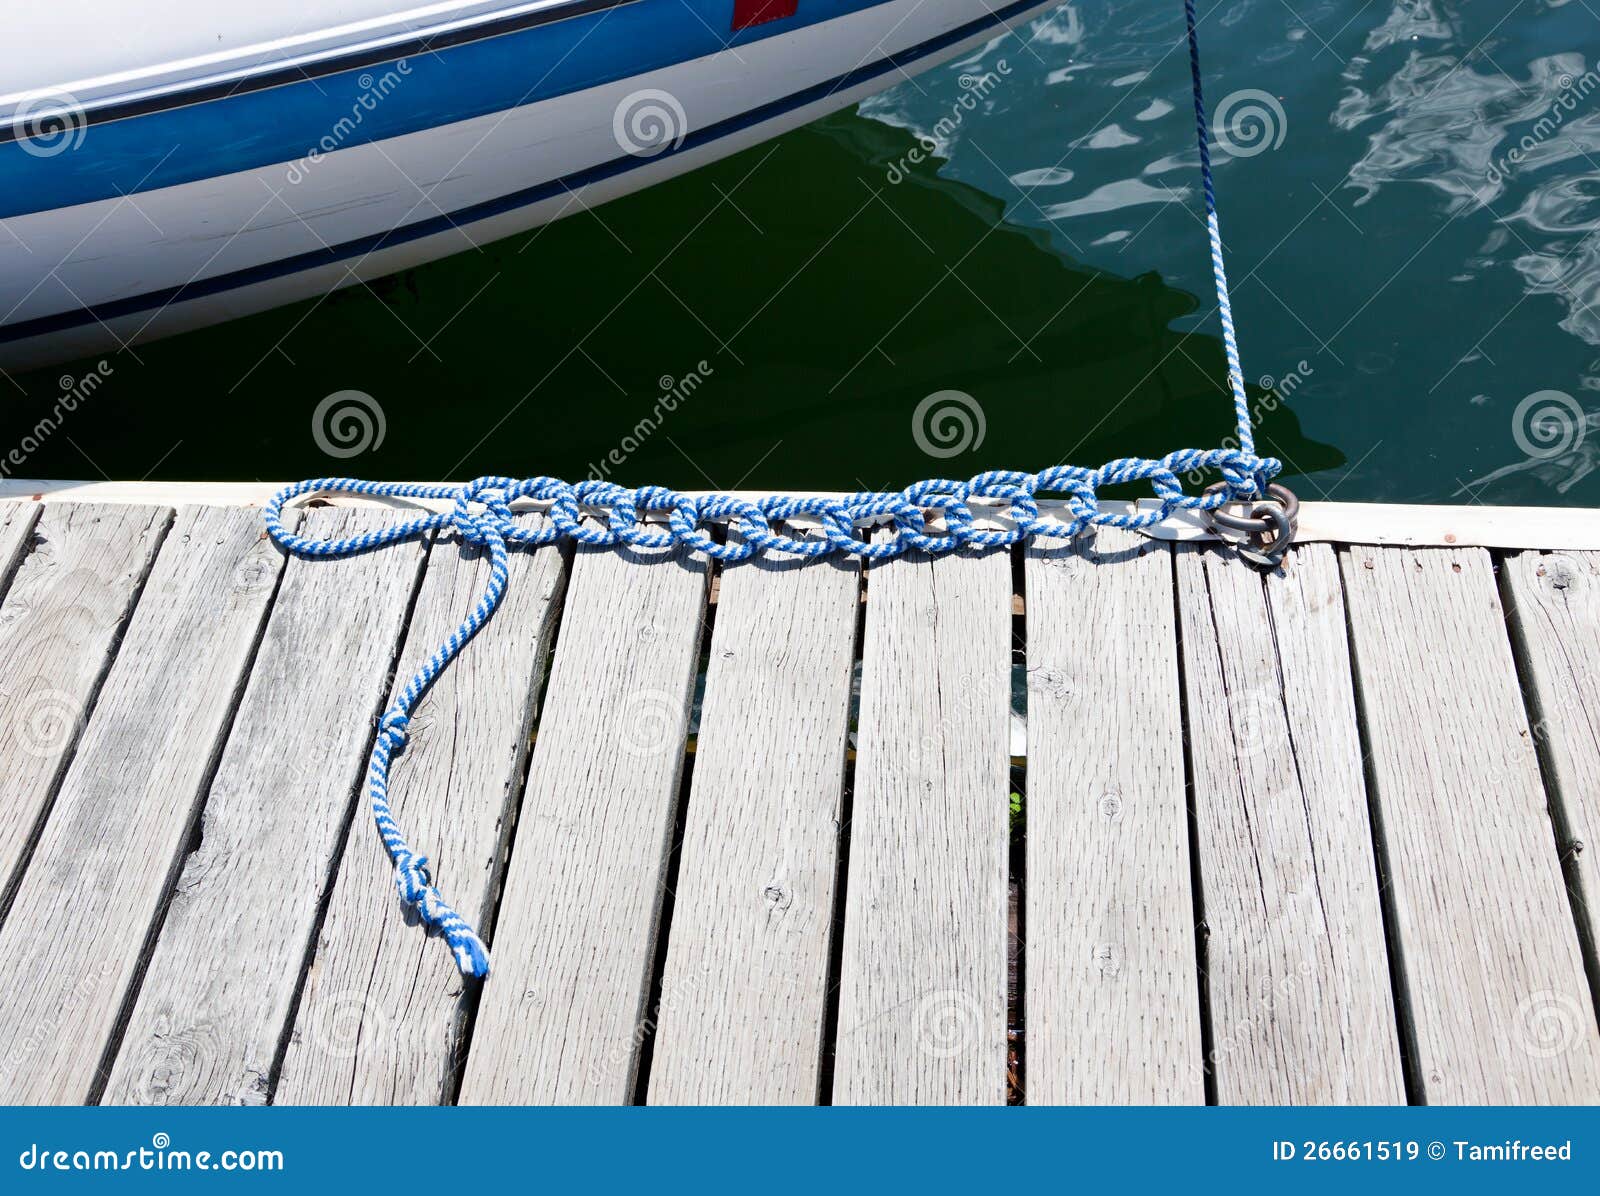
left=391, top=852, right=491, bottom=977
left=452, top=477, right=517, bottom=548
left=394, top=853, right=432, bottom=903
left=378, top=710, right=410, bottom=750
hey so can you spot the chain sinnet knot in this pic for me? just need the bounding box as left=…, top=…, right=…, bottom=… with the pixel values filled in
left=263, top=455, right=1279, bottom=981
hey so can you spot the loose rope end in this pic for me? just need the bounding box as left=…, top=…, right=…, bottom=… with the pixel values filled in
left=450, top=930, right=492, bottom=978
left=394, top=854, right=491, bottom=978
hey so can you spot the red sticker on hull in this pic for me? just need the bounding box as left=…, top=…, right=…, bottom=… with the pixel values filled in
left=732, top=0, right=798, bottom=30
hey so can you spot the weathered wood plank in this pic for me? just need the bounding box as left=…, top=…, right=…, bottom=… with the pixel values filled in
left=1024, top=528, right=1201, bottom=1104
left=101, top=510, right=428, bottom=1105
left=646, top=550, right=858, bottom=1105
left=0, top=504, right=169, bottom=909
left=1502, top=550, right=1600, bottom=1015
left=1177, top=543, right=1404, bottom=1103
left=458, top=540, right=708, bottom=1104
left=0, top=506, right=288, bottom=1104
left=275, top=524, right=569, bottom=1105
left=0, top=503, right=40, bottom=600
left=1342, top=545, right=1600, bottom=1103
left=832, top=544, right=1011, bottom=1105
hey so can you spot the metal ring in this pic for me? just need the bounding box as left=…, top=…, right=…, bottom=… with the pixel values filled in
left=1236, top=502, right=1295, bottom=569
left=1203, top=482, right=1300, bottom=536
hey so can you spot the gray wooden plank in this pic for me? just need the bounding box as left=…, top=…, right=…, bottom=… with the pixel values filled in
left=1177, top=543, right=1404, bottom=1103
left=646, top=550, right=858, bottom=1105
left=831, top=543, right=1011, bottom=1105
left=0, top=503, right=170, bottom=908
left=1502, top=550, right=1600, bottom=1015
left=0, top=504, right=41, bottom=601
left=1342, top=544, right=1600, bottom=1103
left=275, top=522, right=569, bottom=1105
left=1024, top=528, right=1202, bottom=1104
left=0, top=505, right=288, bottom=1104
left=101, top=509, right=429, bottom=1105
left=457, top=539, right=708, bottom=1104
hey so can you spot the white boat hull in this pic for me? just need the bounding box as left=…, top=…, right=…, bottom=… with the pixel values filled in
left=0, top=0, right=1056, bottom=368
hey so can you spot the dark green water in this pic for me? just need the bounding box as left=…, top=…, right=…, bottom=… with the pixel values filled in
left=7, top=0, right=1600, bottom=505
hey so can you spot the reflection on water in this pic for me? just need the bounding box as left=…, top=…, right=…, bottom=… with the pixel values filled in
left=5, top=0, right=1600, bottom=505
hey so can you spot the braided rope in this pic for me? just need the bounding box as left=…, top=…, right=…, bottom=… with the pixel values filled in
left=263, top=6, right=1274, bottom=978
left=1185, top=0, right=1263, bottom=483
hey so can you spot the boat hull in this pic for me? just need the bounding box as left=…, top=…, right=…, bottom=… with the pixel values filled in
left=0, top=0, right=1057, bottom=368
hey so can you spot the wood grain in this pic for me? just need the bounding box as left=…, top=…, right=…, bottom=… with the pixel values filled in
left=458, top=540, right=708, bottom=1104
left=102, top=509, right=428, bottom=1105
left=1342, top=544, right=1600, bottom=1102
left=1178, top=543, right=1404, bottom=1103
left=0, top=503, right=40, bottom=600
left=832, top=544, right=1011, bottom=1105
left=1024, top=529, right=1201, bottom=1104
left=276, top=525, right=568, bottom=1105
left=646, top=550, right=859, bottom=1104
left=0, top=504, right=170, bottom=908
left=1497, top=551, right=1600, bottom=1069
left=0, top=506, right=288, bottom=1104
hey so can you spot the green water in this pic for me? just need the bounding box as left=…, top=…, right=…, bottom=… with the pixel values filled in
left=7, top=0, right=1600, bottom=505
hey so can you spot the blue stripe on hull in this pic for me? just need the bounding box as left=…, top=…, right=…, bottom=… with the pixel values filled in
left=0, top=0, right=899, bottom=219
left=1, top=0, right=1047, bottom=347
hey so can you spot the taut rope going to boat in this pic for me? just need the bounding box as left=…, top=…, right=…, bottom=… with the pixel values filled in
left=265, top=1, right=1286, bottom=978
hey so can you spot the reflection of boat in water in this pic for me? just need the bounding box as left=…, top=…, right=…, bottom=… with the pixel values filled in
left=0, top=0, right=1060, bottom=368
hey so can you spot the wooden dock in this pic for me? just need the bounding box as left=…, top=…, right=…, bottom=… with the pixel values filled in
left=0, top=481, right=1598, bottom=1106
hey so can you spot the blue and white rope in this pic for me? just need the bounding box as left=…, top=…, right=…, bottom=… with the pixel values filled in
left=263, top=6, right=1275, bottom=979
left=1184, top=0, right=1263, bottom=485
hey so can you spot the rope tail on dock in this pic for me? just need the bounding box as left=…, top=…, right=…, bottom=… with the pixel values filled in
left=264, top=1, right=1284, bottom=979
